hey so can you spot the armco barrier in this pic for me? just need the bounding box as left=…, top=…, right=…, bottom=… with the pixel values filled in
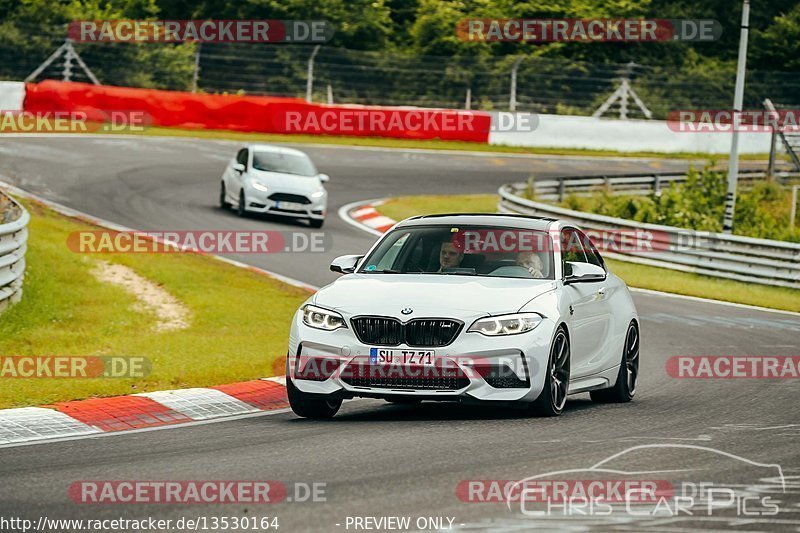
left=498, top=182, right=800, bottom=289
left=23, top=80, right=491, bottom=142
left=529, top=169, right=799, bottom=202
left=0, top=192, right=29, bottom=314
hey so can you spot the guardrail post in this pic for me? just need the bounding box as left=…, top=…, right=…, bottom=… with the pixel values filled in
left=557, top=178, right=565, bottom=202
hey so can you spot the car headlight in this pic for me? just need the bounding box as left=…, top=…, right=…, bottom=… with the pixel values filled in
left=468, top=313, right=542, bottom=336
left=250, top=181, right=269, bottom=192
left=302, top=304, right=346, bottom=331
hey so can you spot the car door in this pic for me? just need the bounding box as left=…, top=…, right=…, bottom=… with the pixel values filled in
left=228, top=148, right=249, bottom=198
left=561, top=228, right=613, bottom=377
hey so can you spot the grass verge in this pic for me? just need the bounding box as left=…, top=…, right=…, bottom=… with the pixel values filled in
left=374, top=194, right=800, bottom=313
left=0, top=198, right=309, bottom=409
left=104, top=125, right=776, bottom=160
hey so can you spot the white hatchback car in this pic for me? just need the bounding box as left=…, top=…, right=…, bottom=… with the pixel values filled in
left=287, top=214, right=640, bottom=418
left=219, top=144, right=329, bottom=228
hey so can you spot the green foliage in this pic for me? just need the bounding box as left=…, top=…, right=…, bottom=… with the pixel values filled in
left=562, top=167, right=800, bottom=242
left=1, top=1, right=798, bottom=106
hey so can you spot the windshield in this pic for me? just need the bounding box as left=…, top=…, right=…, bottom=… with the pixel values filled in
left=252, top=151, right=317, bottom=176
left=358, top=225, right=555, bottom=279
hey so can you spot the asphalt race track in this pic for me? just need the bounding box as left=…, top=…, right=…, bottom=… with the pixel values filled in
left=0, top=136, right=798, bottom=532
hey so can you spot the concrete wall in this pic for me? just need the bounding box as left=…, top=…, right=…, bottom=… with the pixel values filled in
left=488, top=112, right=772, bottom=154
left=0, top=81, right=25, bottom=111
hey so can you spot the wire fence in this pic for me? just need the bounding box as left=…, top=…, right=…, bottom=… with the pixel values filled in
left=3, top=26, right=800, bottom=118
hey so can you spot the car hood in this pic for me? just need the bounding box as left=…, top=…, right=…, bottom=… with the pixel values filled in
left=250, top=169, right=321, bottom=193
left=314, top=274, right=557, bottom=316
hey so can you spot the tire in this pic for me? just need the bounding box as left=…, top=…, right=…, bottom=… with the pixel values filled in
left=219, top=182, right=230, bottom=209
left=236, top=190, right=246, bottom=217
left=309, top=218, right=324, bottom=228
left=591, top=321, right=639, bottom=404
left=529, top=326, right=570, bottom=417
left=287, top=377, right=342, bottom=419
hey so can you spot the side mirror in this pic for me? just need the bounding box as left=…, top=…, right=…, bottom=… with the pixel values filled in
left=330, top=254, right=363, bottom=274
left=564, top=262, right=606, bottom=284
left=232, top=163, right=245, bottom=174
left=318, top=173, right=330, bottom=183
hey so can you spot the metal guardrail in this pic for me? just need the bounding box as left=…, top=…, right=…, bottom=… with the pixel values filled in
left=498, top=182, right=800, bottom=289
left=0, top=192, right=29, bottom=314
left=529, top=169, right=799, bottom=202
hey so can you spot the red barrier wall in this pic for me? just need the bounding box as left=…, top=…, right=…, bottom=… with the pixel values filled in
left=24, top=81, right=490, bottom=142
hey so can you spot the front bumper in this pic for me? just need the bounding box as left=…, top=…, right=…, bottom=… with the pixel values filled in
left=244, top=187, right=326, bottom=220
left=287, top=312, right=557, bottom=403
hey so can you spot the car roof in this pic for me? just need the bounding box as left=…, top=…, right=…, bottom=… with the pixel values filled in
left=245, top=144, right=308, bottom=157
left=395, top=213, right=559, bottom=231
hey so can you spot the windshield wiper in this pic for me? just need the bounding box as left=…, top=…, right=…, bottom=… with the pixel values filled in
left=362, top=269, right=402, bottom=274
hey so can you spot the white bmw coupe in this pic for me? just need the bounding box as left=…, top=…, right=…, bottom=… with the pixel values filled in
left=287, top=214, right=640, bottom=418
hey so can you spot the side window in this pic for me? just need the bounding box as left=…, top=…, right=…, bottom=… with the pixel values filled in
left=577, top=230, right=605, bottom=269
left=236, top=148, right=248, bottom=168
left=561, top=228, right=588, bottom=272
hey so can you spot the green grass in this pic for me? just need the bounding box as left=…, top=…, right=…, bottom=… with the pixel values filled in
left=104, top=125, right=777, bottom=160
left=378, top=194, right=499, bottom=222
left=0, top=199, right=310, bottom=409
left=374, top=194, right=800, bottom=313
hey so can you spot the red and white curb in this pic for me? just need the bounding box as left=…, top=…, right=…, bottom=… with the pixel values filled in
left=0, top=180, right=310, bottom=447
left=0, top=377, right=288, bottom=446
left=338, top=199, right=398, bottom=236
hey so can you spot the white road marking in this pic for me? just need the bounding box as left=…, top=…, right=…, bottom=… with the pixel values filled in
left=136, top=388, right=260, bottom=420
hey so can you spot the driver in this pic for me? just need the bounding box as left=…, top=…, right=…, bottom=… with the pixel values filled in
left=438, top=240, right=464, bottom=272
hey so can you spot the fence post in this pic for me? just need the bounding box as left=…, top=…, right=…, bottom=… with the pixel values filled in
left=558, top=177, right=565, bottom=202
left=653, top=174, right=661, bottom=195
left=191, top=42, right=202, bottom=93
left=509, top=57, right=522, bottom=112
left=465, top=87, right=471, bottom=110
left=306, top=45, right=321, bottom=103
left=61, top=40, right=74, bottom=82
left=767, top=127, right=777, bottom=180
